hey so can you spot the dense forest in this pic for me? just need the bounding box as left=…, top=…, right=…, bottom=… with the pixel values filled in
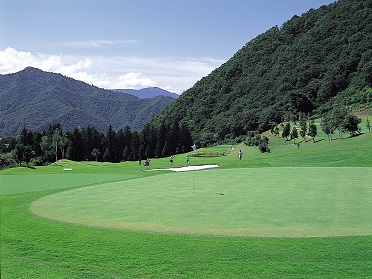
left=148, top=0, right=372, bottom=146
left=0, top=67, right=175, bottom=137
left=0, top=121, right=193, bottom=168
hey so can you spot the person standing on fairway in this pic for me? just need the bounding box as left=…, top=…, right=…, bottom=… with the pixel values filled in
left=169, top=155, right=173, bottom=165
left=238, top=150, right=243, bottom=160
left=191, top=143, right=197, bottom=154
left=186, top=155, right=190, bottom=165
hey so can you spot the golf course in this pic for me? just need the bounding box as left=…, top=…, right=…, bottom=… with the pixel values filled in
left=1, top=131, right=372, bottom=278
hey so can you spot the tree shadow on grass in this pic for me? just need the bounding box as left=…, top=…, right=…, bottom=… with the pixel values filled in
left=350, top=132, right=364, bottom=138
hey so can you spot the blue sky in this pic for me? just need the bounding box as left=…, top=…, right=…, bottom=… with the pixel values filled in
left=0, top=0, right=335, bottom=93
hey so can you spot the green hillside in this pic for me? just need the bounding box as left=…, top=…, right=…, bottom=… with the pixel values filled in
left=0, top=67, right=175, bottom=137
left=150, top=0, right=372, bottom=145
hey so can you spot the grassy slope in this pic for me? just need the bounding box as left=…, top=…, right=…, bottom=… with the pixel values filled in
left=1, top=132, right=372, bottom=278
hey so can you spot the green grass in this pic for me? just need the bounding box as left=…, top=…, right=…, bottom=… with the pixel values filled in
left=244, top=131, right=372, bottom=167
left=1, top=132, right=372, bottom=278
left=30, top=167, right=371, bottom=237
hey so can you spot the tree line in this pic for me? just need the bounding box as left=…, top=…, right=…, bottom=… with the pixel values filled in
left=275, top=108, right=367, bottom=144
left=247, top=107, right=367, bottom=154
left=0, top=120, right=193, bottom=169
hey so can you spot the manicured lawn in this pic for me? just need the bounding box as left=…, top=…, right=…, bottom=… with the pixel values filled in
left=0, top=173, right=140, bottom=195
left=31, top=167, right=372, bottom=237
left=1, top=133, right=372, bottom=278
left=2, top=192, right=372, bottom=278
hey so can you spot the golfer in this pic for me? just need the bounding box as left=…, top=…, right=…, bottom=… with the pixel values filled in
left=238, top=150, right=243, bottom=160
left=169, top=155, right=173, bottom=165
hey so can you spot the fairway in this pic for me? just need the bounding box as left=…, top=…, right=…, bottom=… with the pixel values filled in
left=31, top=167, right=372, bottom=237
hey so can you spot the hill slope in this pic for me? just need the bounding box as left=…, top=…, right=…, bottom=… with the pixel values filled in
left=113, top=87, right=179, bottom=99
left=149, top=0, right=372, bottom=145
left=0, top=67, right=175, bottom=136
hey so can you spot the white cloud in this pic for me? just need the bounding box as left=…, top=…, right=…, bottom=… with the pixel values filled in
left=117, top=73, right=156, bottom=88
left=63, top=39, right=137, bottom=48
left=0, top=48, right=35, bottom=73
left=0, top=47, right=225, bottom=94
left=0, top=47, right=88, bottom=74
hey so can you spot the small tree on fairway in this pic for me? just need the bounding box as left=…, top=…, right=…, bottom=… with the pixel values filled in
left=366, top=117, right=371, bottom=133
left=320, top=112, right=337, bottom=141
left=282, top=122, right=291, bottom=140
left=341, top=114, right=362, bottom=136
left=290, top=127, right=298, bottom=144
left=332, top=105, right=347, bottom=139
left=91, top=148, right=100, bottom=162
left=299, top=115, right=307, bottom=142
left=308, top=120, right=317, bottom=143
left=258, top=136, right=270, bottom=153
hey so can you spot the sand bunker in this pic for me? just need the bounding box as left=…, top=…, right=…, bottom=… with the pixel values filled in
left=153, top=164, right=219, bottom=172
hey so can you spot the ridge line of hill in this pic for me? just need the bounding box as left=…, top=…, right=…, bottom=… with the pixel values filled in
left=0, top=67, right=176, bottom=137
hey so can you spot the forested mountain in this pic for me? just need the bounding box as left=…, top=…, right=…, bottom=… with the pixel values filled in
left=0, top=67, right=175, bottom=137
left=113, top=87, right=179, bottom=99
left=149, top=0, right=372, bottom=146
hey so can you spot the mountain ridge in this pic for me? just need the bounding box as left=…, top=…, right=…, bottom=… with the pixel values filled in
left=0, top=67, right=175, bottom=137
left=113, top=87, right=179, bottom=99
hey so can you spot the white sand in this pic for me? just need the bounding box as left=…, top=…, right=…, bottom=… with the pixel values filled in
left=152, top=164, right=219, bottom=172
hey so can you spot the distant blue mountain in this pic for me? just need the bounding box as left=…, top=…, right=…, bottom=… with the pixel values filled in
left=0, top=67, right=176, bottom=137
left=113, top=87, right=179, bottom=99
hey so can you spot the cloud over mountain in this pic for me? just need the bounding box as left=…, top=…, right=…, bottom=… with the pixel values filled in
left=0, top=47, right=225, bottom=94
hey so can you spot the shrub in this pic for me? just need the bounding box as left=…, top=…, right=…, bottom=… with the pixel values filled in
left=0, top=153, right=17, bottom=170
left=258, top=136, right=270, bottom=153
left=30, top=156, right=43, bottom=166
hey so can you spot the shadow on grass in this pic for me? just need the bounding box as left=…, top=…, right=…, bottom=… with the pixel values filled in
left=350, top=132, right=364, bottom=138
left=19, top=165, right=36, bottom=169
left=311, top=138, right=324, bottom=143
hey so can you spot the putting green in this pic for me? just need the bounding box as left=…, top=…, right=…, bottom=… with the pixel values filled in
left=31, top=167, right=372, bottom=237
